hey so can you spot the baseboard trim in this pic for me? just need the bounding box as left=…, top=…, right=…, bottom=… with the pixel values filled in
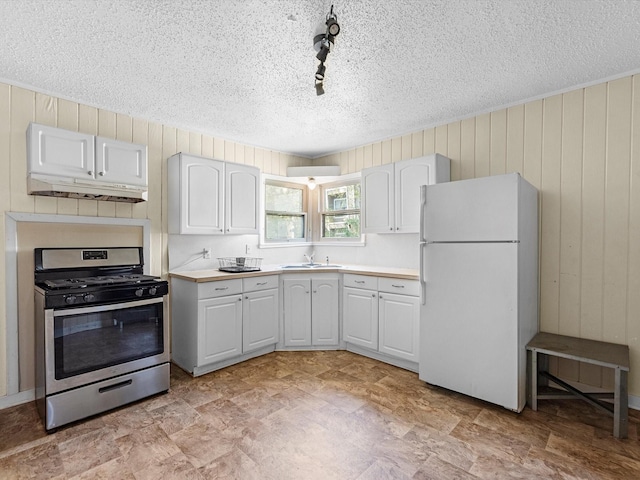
left=0, top=389, right=35, bottom=410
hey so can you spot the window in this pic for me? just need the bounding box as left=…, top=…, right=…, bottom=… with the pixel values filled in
left=319, top=180, right=361, bottom=240
left=264, top=180, right=307, bottom=242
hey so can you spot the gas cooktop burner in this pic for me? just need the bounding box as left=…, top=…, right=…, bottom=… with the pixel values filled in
left=43, top=274, right=160, bottom=290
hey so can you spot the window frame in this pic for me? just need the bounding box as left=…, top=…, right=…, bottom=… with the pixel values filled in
left=261, top=172, right=363, bottom=247
left=263, top=178, right=309, bottom=244
left=313, top=175, right=362, bottom=243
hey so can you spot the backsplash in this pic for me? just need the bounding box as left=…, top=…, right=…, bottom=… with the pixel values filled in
left=168, top=233, right=419, bottom=272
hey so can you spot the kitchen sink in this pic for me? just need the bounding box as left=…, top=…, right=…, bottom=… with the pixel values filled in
left=280, top=264, right=343, bottom=269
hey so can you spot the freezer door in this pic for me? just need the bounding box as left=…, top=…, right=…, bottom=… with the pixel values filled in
left=424, top=174, right=520, bottom=242
left=419, top=242, right=522, bottom=411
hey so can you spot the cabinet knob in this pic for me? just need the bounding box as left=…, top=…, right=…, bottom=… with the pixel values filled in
left=389, top=227, right=393, bottom=231
left=87, top=170, right=93, bottom=176
left=372, top=293, right=376, bottom=298
left=238, top=298, right=242, bottom=301
left=99, top=171, right=105, bottom=176
left=313, top=290, right=317, bottom=293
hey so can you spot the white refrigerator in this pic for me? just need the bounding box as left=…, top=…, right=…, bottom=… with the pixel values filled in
left=418, top=173, right=538, bottom=412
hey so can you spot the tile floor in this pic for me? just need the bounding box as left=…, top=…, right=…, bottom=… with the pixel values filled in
left=1, top=350, right=640, bottom=479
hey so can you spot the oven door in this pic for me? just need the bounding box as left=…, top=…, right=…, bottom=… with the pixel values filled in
left=44, top=297, right=169, bottom=395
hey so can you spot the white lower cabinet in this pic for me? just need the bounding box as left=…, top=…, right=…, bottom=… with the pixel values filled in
left=282, top=275, right=340, bottom=348
left=171, top=275, right=279, bottom=376
left=243, top=288, right=279, bottom=352
left=171, top=270, right=418, bottom=375
left=343, top=286, right=378, bottom=349
left=378, top=292, right=420, bottom=362
left=343, top=274, right=420, bottom=368
left=198, top=294, right=243, bottom=365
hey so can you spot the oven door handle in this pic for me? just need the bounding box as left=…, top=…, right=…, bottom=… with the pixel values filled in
left=51, top=297, right=163, bottom=317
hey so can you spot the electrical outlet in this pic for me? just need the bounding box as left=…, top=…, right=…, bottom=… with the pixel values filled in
left=203, top=248, right=211, bottom=259
left=245, top=244, right=252, bottom=255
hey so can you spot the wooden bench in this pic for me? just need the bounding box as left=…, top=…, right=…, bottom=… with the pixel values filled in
left=526, top=332, right=630, bottom=439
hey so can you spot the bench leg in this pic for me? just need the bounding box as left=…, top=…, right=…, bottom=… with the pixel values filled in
left=530, top=350, right=538, bottom=411
left=614, top=368, right=628, bottom=439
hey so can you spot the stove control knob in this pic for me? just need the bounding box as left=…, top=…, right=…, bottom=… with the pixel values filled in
left=65, top=295, right=77, bottom=305
left=135, top=288, right=144, bottom=297
left=83, top=293, right=95, bottom=303
left=149, top=286, right=157, bottom=296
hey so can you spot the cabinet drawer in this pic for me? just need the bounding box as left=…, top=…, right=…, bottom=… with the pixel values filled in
left=343, top=274, right=378, bottom=290
left=378, top=277, right=420, bottom=296
left=243, top=275, right=279, bottom=292
left=198, top=279, right=242, bottom=299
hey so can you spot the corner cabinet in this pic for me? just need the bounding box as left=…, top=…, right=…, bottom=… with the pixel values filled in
left=282, top=274, right=340, bottom=348
left=361, top=154, right=450, bottom=233
left=170, top=275, right=279, bottom=376
left=342, top=274, right=420, bottom=371
left=168, top=152, right=259, bottom=235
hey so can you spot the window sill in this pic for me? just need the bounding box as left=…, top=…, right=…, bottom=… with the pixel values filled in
left=259, top=240, right=365, bottom=249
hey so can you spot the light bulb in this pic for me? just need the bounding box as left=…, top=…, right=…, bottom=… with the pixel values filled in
left=308, top=177, right=317, bottom=190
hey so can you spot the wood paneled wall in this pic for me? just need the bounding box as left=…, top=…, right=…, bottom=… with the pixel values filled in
left=319, top=75, right=640, bottom=396
left=2, top=74, right=639, bottom=400
left=0, top=82, right=308, bottom=397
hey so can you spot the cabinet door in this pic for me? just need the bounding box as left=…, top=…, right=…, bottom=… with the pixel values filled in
left=378, top=292, right=420, bottom=362
left=394, top=157, right=431, bottom=233
left=283, top=278, right=311, bottom=347
left=311, top=278, right=339, bottom=346
left=198, top=295, right=242, bottom=365
left=95, top=136, right=147, bottom=187
left=243, top=288, right=279, bottom=353
left=343, top=287, right=378, bottom=349
left=169, top=154, right=225, bottom=235
left=361, top=164, right=394, bottom=233
left=225, top=163, right=260, bottom=234
left=27, top=123, right=95, bottom=179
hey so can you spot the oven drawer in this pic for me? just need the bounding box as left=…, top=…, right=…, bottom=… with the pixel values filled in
left=43, top=363, right=169, bottom=430
left=198, top=279, right=242, bottom=298
left=243, top=275, right=278, bottom=292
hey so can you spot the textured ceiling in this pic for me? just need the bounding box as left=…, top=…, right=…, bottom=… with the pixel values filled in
left=2, top=1, right=640, bottom=158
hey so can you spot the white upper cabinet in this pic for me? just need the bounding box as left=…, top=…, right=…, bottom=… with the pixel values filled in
left=168, top=153, right=224, bottom=235
left=95, top=136, right=147, bottom=187
left=362, top=154, right=450, bottom=234
left=361, top=164, right=394, bottom=233
left=168, top=152, right=259, bottom=235
left=225, top=163, right=260, bottom=234
left=27, top=123, right=95, bottom=179
left=27, top=123, right=148, bottom=202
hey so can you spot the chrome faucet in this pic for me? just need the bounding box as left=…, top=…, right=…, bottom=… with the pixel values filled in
left=303, top=252, right=315, bottom=265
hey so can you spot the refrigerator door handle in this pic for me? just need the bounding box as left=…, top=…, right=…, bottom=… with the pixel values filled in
left=419, top=185, right=427, bottom=244
left=420, top=243, right=426, bottom=305
left=419, top=185, right=427, bottom=305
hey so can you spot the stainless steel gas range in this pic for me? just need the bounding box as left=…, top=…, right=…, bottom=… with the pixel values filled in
left=34, top=247, right=169, bottom=431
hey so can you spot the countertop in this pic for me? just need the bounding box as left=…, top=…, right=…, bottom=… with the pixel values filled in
left=169, top=264, right=419, bottom=282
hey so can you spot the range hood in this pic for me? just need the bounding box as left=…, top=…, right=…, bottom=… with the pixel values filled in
left=28, top=173, right=148, bottom=203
